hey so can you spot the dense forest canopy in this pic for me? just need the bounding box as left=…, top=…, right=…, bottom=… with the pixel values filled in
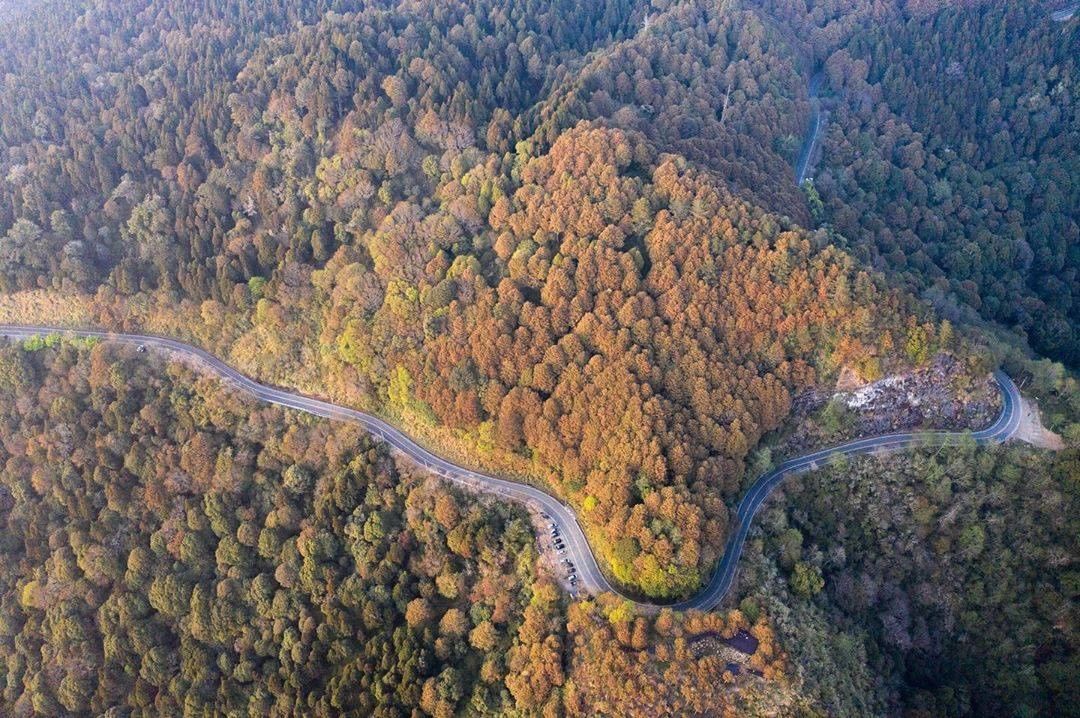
left=0, top=0, right=962, bottom=599
left=0, top=339, right=791, bottom=716
left=0, top=0, right=1076, bottom=715
left=808, top=2, right=1080, bottom=364
left=741, top=393, right=1080, bottom=716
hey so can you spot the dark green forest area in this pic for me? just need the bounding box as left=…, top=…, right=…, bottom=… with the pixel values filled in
left=810, top=2, right=1080, bottom=364
left=0, top=339, right=548, bottom=715
left=746, top=421, right=1079, bottom=716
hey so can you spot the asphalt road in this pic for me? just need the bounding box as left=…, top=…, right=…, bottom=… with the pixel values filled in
left=794, top=71, right=825, bottom=186
left=1053, top=3, right=1078, bottom=21
left=0, top=325, right=1022, bottom=612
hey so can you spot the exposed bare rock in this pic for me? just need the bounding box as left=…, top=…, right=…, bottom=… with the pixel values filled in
left=778, top=354, right=999, bottom=459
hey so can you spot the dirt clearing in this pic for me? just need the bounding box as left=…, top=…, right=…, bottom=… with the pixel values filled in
left=1013, top=397, right=1065, bottom=450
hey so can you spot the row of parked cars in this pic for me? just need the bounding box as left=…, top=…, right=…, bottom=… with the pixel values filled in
left=541, top=512, right=577, bottom=587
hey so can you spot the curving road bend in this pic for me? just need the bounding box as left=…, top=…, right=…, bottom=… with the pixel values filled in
left=0, top=325, right=1022, bottom=612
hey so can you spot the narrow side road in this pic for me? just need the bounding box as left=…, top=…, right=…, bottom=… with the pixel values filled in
left=1052, top=3, right=1078, bottom=22
left=0, top=325, right=1022, bottom=612
left=794, top=71, right=825, bottom=186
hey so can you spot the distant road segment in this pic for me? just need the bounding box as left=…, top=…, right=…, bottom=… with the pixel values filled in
left=794, top=71, right=825, bottom=186
left=1052, top=3, right=1078, bottom=22
left=0, top=325, right=1022, bottom=612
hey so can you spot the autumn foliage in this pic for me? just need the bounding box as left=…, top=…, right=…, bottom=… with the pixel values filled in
left=0, top=0, right=956, bottom=599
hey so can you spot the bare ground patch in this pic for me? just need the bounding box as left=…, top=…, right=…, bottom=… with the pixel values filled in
left=1013, top=397, right=1065, bottom=450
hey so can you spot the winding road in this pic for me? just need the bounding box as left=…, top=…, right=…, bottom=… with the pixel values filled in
left=0, top=325, right=1022, bottom=612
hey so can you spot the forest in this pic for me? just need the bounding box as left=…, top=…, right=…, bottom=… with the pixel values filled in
left=0, top=0, right=1075, bottom=715
left=0, top=339, right=789, bottom=716
left=742, top=379, right=1079, bottom=716
left=0, top=0, right=966, bottom=599
left=796, top=2, right=1079, bottom=364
